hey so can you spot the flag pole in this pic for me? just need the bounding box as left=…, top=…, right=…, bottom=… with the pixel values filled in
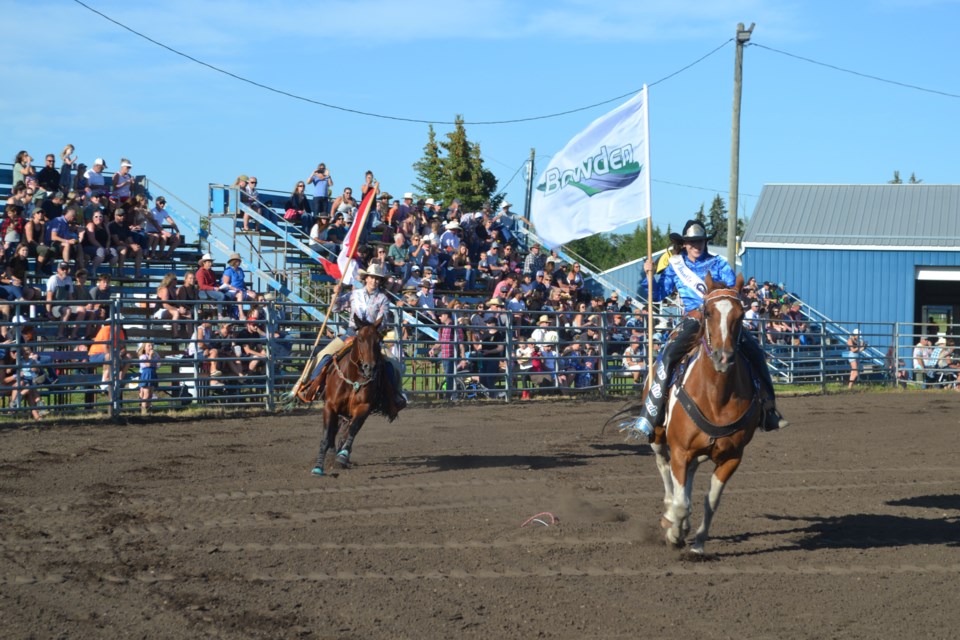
left=641, top=85, right=655, bottom=374
left=287, top=182, right=378, bottom=401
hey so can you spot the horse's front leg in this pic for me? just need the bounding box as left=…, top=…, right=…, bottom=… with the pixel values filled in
left=312, top=406, right=339, bottom=476
left=649, top=439, right=674, bottom=530
left=335, top=412, right=369, bottom=467
left=691, top=456, right=741, bottom=555
left=665, top=453, right=699, bottom=547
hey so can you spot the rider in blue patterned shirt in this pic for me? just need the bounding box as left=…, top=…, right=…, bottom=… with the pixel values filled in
left=630, top=220, right=788, bottom=439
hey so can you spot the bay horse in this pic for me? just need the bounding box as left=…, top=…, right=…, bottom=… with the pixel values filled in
left=650, top=272, right=762, bottom=554
left=311, top=315, right=384, bottom=476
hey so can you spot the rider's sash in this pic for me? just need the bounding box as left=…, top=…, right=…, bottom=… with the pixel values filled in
left=669, top=255, right=707, bottom=299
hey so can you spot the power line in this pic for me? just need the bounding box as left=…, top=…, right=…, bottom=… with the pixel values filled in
left=71, top=0, right=730, bottom=125
left=752, top=42, right=960, bottom=99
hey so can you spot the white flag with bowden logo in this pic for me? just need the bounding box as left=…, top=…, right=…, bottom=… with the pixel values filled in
left=531, top=86, right=651, bottom=249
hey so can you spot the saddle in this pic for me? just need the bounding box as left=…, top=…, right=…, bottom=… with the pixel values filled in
left=296, top=338, right=356, bottom=403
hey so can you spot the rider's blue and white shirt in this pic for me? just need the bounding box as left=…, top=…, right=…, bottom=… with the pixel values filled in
left=332, top=287, right=391, bottom=332
left=642, top=251, right=736, bottom=313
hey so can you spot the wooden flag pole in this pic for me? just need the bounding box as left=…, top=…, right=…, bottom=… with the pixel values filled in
left=646, top=216, right=654, bottom=374
left=288, top=182, right=379, bottom=400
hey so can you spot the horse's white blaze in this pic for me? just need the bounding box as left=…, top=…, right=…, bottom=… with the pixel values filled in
left=714, top=298, right=734, bottom=346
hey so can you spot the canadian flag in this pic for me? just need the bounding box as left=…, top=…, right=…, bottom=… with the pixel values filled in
left=318, top=184, right=377, bottom=282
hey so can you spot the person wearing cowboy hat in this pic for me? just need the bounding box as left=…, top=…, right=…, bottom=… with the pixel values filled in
left=300, top=262, right=407, bottom=418
left=195, top=253, right=228, bottom=312
left=221, top=253, right=260, bottom=310
left=491, top=200, right=518, bottom=244
left=439, top=220, right=462, bottom=253
left=624, top=219, right=789, bottom=440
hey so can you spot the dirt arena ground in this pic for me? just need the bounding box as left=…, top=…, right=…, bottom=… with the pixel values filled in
left=2, top=391, right=959, bottom=639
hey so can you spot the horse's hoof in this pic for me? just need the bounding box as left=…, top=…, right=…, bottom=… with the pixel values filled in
left=311, top=467, right=324, bottom=476
left=335, top=450, right=350, bottom=467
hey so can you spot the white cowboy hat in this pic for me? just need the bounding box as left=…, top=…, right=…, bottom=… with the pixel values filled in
left=227, top=252, right=242, bottom=264
left=198, top=253, right=214, bottom=265
left=403, top=192, right=414, bottom=200
left=444, top=221, right=461, bottom=231
left=358, top=263, right=388, bottom=279
left=424, top=198, right=435, bottom=206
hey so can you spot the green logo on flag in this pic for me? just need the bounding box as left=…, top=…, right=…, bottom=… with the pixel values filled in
left=537, top=144, right=641, bottom=198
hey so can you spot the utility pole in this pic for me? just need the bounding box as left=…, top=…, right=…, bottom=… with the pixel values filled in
left=523, top=148, right=536, bottom=228
left=727, top=22, right=754, bottom=269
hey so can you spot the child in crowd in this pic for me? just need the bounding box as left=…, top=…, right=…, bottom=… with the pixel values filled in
left=138, top=341, right=159, bottom=414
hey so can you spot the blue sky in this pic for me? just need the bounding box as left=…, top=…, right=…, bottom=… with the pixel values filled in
left=4, top=0, right=959, bottom=241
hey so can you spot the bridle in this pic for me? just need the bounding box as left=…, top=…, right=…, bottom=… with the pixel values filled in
left=700, top=291, right=743, bottom=359
left=333, top=329, right=380, bottom=393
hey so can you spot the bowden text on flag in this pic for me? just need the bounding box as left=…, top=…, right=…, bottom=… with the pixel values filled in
left=531, top=86, right=651, bottom=249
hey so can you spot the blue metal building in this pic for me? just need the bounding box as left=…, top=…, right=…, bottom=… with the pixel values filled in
left=741, top=184, right=960, bottom=337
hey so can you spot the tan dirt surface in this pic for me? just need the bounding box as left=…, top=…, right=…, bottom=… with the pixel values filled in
left=1, top=391, right=959, bottom=639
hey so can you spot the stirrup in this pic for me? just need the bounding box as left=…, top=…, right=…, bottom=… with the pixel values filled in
left=622, top=416, right=655, bottom=441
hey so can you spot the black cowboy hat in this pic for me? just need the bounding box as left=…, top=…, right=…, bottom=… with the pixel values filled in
left=669, top=219, right=715, bottom=244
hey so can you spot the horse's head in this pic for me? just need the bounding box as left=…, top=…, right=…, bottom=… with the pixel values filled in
left=701, top=272, right=745, bottom=373
left=353, top=314, right=383, bottom=380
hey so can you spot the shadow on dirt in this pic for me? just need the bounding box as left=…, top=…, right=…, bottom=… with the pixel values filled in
left=389, top=451, right=619, bottom=472
left=886, top=493, right=960, bottom=511
left=721, top=508, right=960, bottom=555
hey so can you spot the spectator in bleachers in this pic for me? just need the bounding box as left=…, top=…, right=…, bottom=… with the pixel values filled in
left=47, top=206, right=84, bottom=268
left=744, top=300, right=761, bottom=332
left=12, top=151, right=34, bottom=185
left=70, top=269, right=99, bottom=337
left=236, top=310, right=268, bottom=375
left=108, top=207, right=144, bottom=277
left=563, top=262, right=586, bottom=303
left=506, top=288, right=527, bottom=314
left=73, top=162, right=88, bottom=196
left=59, top=145, right=76, bottom=194
left=147, top=197, right=182, bottom=259
left=112, top=159, right=135, bottom=203
left=445, top=244, right=474, bottom=291
left=81, top=192, right=104, bottom=224
left=284, top=181, right=310, bottom=229
left=154, top=272, right=190, bottom=339
left=307, top=163, right=332, bottom=231
left=386, top=232, right=411, bottom=282
left=621, top=338, right=646, bottom=385
left=2, top=204, right=25, bottom=257
left=416, top=279, right=437, bottom=321
left=45, top=261, right=77, bottom=335
left=491, top=271, right=516, bottom=302
left=40, top=190, right=64, bottom=222
left=211, top=321, right=244, bottom=379
left=222, top=253, right=259, bottom=309
left=438, top=221, right=461, bottom=253
left=481, top=243, right=507, bottom=282
left=37, top=154, right=61, bottom=193
left=187, top=310, right=223, bottom=385
left=522, top=244, right=545, bottom=276
left=82, top=209, right=118, bottom=275
left=84, top=158, right=108, bottom=197
left=325, top=212, right=348, bottom=248
left=24, top=208, right=51, bottom=274
left=195, top=254, right=226, bottom=310
left=428, top=310, right=464, bottom=400
left=87, top=273, right=112, bottom=321
left=330, top=187, right=357, bottom=223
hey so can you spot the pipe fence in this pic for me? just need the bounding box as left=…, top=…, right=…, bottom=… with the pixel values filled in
left=0, top=300, right=955, bottom=423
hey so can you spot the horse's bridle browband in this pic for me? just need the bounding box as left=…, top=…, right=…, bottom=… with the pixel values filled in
left=700, top=290, right=743, bottom=358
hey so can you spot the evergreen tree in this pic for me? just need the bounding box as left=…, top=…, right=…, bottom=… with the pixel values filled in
left=427, top=115, right=498, bottom=210
left=411, top=125, right=445, bottom=199
left=693, top=204, right=707, bottom=228
left=708, top=194, right=728, bottom=244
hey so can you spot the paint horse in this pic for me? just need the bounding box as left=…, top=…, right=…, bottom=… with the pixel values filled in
left=311, top=315, right=384, bottom=476
left=651, top=272, right=763, bottom=554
